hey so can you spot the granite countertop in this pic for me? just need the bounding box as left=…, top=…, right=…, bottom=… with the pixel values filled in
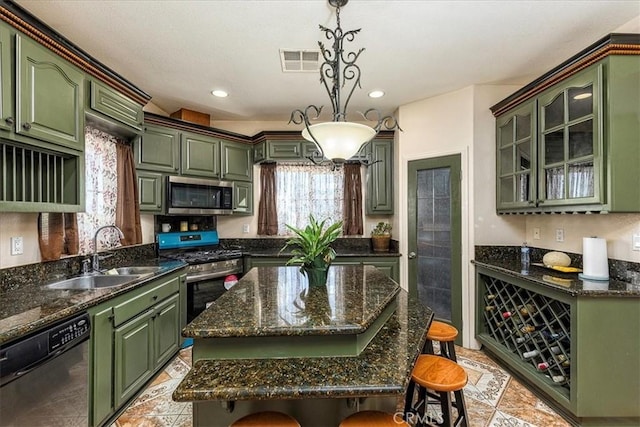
left=183, top=265, right=400, bottom=338
left=0, top=259, right=186, bottom=345
left=247, top=248, right=402, bottom=257
left=173, top=290, right=432, bottom=402
left=223, top=237, right=401, bottom=258
left=473, top=259, right=640, bottom=297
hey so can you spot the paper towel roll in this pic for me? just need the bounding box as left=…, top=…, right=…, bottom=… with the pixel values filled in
left=580, top=237, right=609, bottom=281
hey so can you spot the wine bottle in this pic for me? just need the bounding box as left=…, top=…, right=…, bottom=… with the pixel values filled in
left=541, top=330, right=569, bottom=343
left=486, top=294, right=497, bottom=300
left=485, top=305, right=496, bottom=311
left=523, top=349, right=540, bottom=359
left=537, top=361, right=549, bottom=371
left=549, top=346, right=562, bottom=355
left=502, top=310, right=512, bottom=319
left=519, top=303, right=537, bottom=317
left=520, top=324, right=537, bottom=334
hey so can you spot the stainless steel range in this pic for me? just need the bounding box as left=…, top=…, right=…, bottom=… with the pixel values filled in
left=158, top=230, right=243, bottom=321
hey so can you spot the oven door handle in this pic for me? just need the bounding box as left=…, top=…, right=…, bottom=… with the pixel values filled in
left=186, top=268, right=242, bottom=283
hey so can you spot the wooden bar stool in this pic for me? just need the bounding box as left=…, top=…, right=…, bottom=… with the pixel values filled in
left=404, top=355, right=468, bottom=427
left=423, top=320, right=458, bottom=361
left=230, top=411, right=300, bottom=427
left=340, top=410, right=409, bottom=427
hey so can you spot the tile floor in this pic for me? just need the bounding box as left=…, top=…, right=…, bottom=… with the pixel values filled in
left=113, top=345, right=571, bottom=427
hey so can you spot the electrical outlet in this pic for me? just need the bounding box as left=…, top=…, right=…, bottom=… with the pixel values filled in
left=242, top=224, right=250, bottom=234
left=11, top=236, right=23, bottom=255
left=555, top=229, right=564, bottom=242
left=633, top=233, right=640, bottom=251
left=533, top=228, right=541, bottom=240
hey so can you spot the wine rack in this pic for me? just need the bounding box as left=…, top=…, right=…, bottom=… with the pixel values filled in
left=480, top=274, right=571, bottom=394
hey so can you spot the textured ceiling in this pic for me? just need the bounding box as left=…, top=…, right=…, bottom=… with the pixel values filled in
left=14, top=0, right=640, bottom=122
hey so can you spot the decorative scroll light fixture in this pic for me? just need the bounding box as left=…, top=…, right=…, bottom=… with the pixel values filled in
left=289, top=0, right=401, bottom=168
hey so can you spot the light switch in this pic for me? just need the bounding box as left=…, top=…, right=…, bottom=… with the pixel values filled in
left=242, top=224, right=250, bottom=234
left=633, top=233, right=640, bottom=251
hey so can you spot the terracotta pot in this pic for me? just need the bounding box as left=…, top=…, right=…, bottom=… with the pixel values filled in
left=371, top=235, right=391, bottom=252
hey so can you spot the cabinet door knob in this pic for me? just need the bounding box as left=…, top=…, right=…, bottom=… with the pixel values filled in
left=22, top=122, right=31, bottom=130
left=408, top=252, right=417, bottom=259
left=152, top=295, right=158, bottom=300
left=5, top=117, right=14, bottom=126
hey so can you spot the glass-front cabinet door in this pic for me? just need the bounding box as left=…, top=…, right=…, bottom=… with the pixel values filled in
left=496, top=101, right=535, bottom=210
left=537, top=65, right=602, bottom=208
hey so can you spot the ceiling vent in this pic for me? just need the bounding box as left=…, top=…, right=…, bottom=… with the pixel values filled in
left=280, top=49, right=320, bottom=72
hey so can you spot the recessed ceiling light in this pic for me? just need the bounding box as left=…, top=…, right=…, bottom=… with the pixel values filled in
left=211, top=90, right=228, bottom=98
left=368, top=90, right=385, bottom=98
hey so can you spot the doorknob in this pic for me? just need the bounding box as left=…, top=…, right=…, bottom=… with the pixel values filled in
left=408, top=252, right=416, bottom=259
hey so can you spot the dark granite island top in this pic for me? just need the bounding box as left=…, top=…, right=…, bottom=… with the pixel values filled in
left=173, top=265, right=433, bottom=426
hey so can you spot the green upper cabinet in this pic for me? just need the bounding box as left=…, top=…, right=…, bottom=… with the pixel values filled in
left=233, top=181, right=253, bottom=215
left=15, top=33, right=84, bottom=151
left=366, top=139, right=394, bottom=214
left=496, top=101, right=536, bottom=210
left=135, top=124, right=180, bottom=173
left=180, top=131, right=220, bottom=178
left=537, top=65, right=602, bottom=209
left=88, top=79, right=143, bottom=132
left=268, top=140, right=302, bottom=159
left=0, top=24, right=12, bottom=134
left=221, top=140, right=252, bottom=182
left=494, top=51, right=640, bottom=213
left=137, top=170, right=163, bottom=213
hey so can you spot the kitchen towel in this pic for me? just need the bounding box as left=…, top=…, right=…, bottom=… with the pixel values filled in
left=579, top=237, right=609, bottom=281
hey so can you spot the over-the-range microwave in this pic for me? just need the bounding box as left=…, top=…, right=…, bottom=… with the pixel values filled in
left=166, top=176, right=233, bottom=215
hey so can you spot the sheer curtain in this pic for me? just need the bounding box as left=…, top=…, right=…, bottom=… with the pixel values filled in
left=275, top=163, right=344, bottom=235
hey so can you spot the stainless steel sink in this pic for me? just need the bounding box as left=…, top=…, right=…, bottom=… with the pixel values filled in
left=110, top=266, right=163, bottom=276
left=44, top=274, right=140, bottom=290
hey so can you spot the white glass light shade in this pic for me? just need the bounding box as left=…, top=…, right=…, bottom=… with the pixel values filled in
left=302, top=122, right=376, bottom=161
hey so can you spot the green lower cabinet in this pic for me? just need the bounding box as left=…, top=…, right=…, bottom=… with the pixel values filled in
left=137, top=171, right=163, bottom=212
left=114, top=309, right=154, bottom=408
left=475, top=266, right=640, bottom=424
left=246, top=256, right=399, bottom=282
left=90, top=306, right=115, bottom=427
left=335, top=257, right=399, bottom=282
left=153, top=294, right=181, bottom=367
left=88, top=270, right=185, bottom=427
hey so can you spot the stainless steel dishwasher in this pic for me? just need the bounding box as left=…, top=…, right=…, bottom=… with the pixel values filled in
left=0, top=312, right=90, bottom=427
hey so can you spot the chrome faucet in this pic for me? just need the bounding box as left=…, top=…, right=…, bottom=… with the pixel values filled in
left=92, top=225, right=124, bottom=272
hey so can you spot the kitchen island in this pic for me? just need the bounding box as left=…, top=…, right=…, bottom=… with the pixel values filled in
left=173, top=265, right=433, bottom=426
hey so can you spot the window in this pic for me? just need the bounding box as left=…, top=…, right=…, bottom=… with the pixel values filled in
left=77, top=126, right=123, bottom=253
left=275, top=163, right=344, bottom=235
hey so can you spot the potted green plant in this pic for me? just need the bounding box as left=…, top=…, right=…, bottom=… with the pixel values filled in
left=282, top=214, right=343, bottom=287
left=371, top=221, right=392, bottom=252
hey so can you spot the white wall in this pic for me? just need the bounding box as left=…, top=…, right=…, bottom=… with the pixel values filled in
left=0, top=213, right=40, bottom=268
left=397, top=84, right=531, bottom=348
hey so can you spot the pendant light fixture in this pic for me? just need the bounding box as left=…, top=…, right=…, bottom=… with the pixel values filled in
left=289, top=0, right=400, bottom=168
